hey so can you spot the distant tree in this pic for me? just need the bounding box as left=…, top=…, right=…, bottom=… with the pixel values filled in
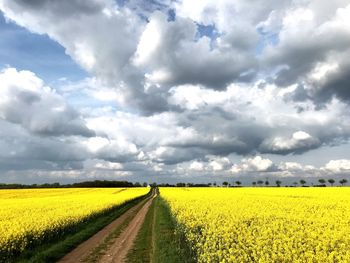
left=340, top=179, right=348, bottom=186
left=275, top=180, right=282, bottom=187
left=213, top=182, right=217, bottom=187
left=134, top=182, right=141, bottom=187
left=176, top=183, right=186, bottom=187
left=318, top=179, right=326, bottom=186
left=235, top=181, right=242, bottom=187
left=151, top=182, right=157, bottom=187
left=328, top=179, right=335, bottom=186
left=143, top=182, right=148, bottom=187
left=293, top=182, right=298, bottom=187
left=190, top=184, right=210, bottom=187
left=222, top=181, right=229, bottom=187
left=208, top=183, right=212, bottom=187
left=265, top=180, right=269, bottom=186
left=252, top=181, right=257, bottom=186
left=300, top=180, right=306, bottom=186
left=70, top=180, right=134, bottom=188
left=257, top=180, right=264, bottom=186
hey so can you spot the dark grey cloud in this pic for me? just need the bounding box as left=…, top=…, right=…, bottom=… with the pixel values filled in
left=313, top=60, right=350, bottom=103
left=0, top=119, right=89, bottom=172
left=0, top=68, right=94, bottom=137
left=163, top=86, right=350, bottom=160
left=283, top=84, right=311, bottom=103
left=0, top=159, right=83, bottom=171
left=118, top=69, right=171, bottom=115
left=262, top=2, right=350, bottom=106
left=93, top=146, right=139, bottom=163
left=150, top=147, right=205, bottom=165
left=170, top=107, right=282, bottom=157
left=9, top=0, right=105, bottom=17
left=259, top=134, right=321, bottom=155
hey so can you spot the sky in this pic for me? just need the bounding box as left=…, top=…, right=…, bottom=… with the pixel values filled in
left=0, top=0, right=350, bottom=185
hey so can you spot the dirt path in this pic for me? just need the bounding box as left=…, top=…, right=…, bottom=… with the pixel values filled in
left=58, top=191, right=154, bottom=263
left=99, top=193, right=157, bottom=263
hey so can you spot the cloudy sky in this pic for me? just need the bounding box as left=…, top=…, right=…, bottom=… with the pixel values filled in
left=0, top=0, right=350, bottom=185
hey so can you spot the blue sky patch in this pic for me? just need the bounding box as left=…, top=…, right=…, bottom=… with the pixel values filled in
left=0, top=13, right=87, bottom=83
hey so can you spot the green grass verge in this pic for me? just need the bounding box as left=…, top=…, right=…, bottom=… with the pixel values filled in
left=13, top=191, right=151, bottom=263
left=127, top=195, right=195, bottom=263
left=126, top=197, right=155, bottom=263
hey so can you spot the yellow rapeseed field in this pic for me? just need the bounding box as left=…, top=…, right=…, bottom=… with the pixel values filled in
left=0, top=187, right=149, bottom=260
left=160, top=187, right=350, bottom=263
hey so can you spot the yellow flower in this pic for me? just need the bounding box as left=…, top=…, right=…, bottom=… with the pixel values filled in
left=160, top=187, right=350, bottom=263
left=0, top=187, right=148, bottom=260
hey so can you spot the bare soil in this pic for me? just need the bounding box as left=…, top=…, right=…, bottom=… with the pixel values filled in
left=98, top=193, right=156, bottom=263
left=57, top=192, right=155, bottom=263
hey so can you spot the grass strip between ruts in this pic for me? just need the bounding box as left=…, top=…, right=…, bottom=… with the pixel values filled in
left=83, top=196, right=152, bottom=262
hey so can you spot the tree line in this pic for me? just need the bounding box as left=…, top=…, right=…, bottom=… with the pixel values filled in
left=224, top=178, right=348, bottom=187
left=0, top=180, right=149, bottom=189
left=0, top=178, right=348, bottom=189
left=159, top=178, right=348, bottom=187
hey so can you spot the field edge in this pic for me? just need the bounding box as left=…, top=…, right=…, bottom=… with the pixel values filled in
left=14, top=189, right=151, bottom=263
